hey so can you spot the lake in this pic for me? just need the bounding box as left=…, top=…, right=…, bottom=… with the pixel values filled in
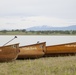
left=0, top=35, right=76, bottom=46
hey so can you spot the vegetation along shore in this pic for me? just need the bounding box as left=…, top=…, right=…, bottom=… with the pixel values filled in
left=0, top=29, right=76, bottom=35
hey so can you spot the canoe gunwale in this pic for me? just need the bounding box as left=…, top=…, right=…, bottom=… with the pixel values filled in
left=46, top=42, right=76, bottom=47
left=19, top=42, right=46, bottom=48
left=0, top=43, right=19, bottom=48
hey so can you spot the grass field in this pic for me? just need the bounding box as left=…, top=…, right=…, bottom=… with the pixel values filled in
left=0, top=56, right=76, bottom=75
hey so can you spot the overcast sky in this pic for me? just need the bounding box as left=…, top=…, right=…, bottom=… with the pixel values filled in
left=0, top=0, right=76, bottom=29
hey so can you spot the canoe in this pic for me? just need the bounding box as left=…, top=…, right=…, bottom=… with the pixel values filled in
left=0, top=43, right=20, bottom=62
left=45, top=42, right=76, bottom=56
left=18, top=42, right=46, bottom=58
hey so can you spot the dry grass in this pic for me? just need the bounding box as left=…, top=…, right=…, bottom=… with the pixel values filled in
left=0, top=56, right=76, bottom=75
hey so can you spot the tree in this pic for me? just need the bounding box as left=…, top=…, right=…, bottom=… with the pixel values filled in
left=2, top=30, right=7, bottom=33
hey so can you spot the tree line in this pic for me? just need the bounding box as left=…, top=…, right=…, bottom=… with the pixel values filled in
left=0, top=29, right=76, bottom=35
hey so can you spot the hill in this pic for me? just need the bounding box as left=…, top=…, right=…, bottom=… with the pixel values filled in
left=26, top=25, right=76, bottom=31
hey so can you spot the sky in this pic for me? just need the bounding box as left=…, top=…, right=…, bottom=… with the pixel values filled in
left=0, top=0, right=76, bottom=29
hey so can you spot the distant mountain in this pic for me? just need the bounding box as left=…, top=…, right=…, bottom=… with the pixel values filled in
left=26, top=25, right=76, bottom=31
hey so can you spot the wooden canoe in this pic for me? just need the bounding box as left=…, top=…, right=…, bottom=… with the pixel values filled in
left=18, top=42, right=46, bottom=58
left=45, top=42, right=76, bottom=56
left=0, top=43, right=20, bottom=62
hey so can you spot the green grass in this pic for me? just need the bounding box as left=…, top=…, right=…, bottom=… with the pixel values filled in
left=0, top=56, right=76, bottom=75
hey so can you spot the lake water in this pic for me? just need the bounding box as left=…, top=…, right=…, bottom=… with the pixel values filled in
left=0, top=35, right=76, bottom=46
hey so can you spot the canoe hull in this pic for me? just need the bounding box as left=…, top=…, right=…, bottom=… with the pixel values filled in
left=45, top=42, right=76, bottom=56
left=18, top=42, right=46, bottom=58
left=0, top=43, right=20, bottom=62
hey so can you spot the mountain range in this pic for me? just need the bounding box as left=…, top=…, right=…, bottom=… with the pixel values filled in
left=26, top=25, right=76, bottom=31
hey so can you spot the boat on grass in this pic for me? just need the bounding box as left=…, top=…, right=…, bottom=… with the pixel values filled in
left=0, top=43, right=20, bottom=62
left=18, top=42, right=46, bottom=58
left=45, top=42, right=76, bottom=56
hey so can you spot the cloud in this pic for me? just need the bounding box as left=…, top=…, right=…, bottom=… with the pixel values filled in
left=0, top=0, right=76, bottom=29
left=0, top=16, right=76, bottom=30
left=0, top=0, right=76, bottom=19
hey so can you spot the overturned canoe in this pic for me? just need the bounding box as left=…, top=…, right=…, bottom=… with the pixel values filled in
left=18, top=42, right=46, bottom=58
left=45, top=42, right=76, bottom=56
left=0, top=43, right=20, bottom=62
